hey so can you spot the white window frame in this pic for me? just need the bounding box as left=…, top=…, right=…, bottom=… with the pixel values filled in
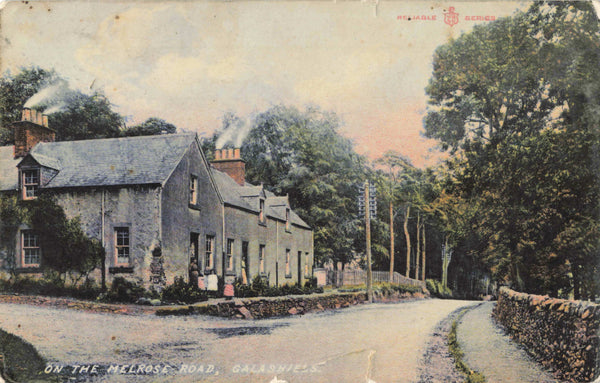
left=285, top=248, right=291, bottom=277
left=259, top=199, right=265, bottom=224
left=22, top=168, right=40, bottom=200
left=226, top=238, right=234, bottom=271
left=21, top=230, right=41, bottom=267
left=189, top=175, right=198, bottom=205
left=205, top=235, right=215, bottom=270
left=114, top=227, right=130, bottom=266
left=259, top=244, right=265, bottom=274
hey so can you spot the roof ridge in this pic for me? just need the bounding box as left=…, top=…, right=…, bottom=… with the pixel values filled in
left=34, top=132, right=197, bottom=148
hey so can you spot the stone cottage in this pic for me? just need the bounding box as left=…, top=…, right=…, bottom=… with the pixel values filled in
left=0, top=108, right=314, bottom=289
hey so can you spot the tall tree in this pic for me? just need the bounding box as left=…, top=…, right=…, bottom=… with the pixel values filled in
left=424, top=1, right=600, bottom=298
left=49, top=92, right=123, bottom=141
left=216, top=105, right=367, bottom=268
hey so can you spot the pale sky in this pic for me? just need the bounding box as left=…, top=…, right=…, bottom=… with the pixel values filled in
left=0, top=0, right=526, bottom=167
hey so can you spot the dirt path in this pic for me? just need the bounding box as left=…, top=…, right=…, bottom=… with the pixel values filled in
left=417, top=305, right=476, bottom=383
left=0, top=299, right=478, bottom=382
left=457, top=302, right=564, bottom=383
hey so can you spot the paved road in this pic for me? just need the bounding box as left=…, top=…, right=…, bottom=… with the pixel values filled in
left=0, top=299, right=477, bottom=383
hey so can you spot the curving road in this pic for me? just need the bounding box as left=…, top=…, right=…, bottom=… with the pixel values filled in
left=0, top=299, right=478, bottom=383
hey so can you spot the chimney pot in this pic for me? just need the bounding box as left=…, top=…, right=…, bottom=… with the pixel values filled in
left=211, top=148, right=246, bottom=186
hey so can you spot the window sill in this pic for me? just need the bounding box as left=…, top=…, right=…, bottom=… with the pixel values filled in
left=258, top=221, right=267, bottom=227
left=225, top=270, right=236, bottom=276
left=15, top=267, right=41, bottom=273
left=109, top=266, right=134, bottom=274
left=188, top=203, right=201, bottom=211
left=285, top=274, right=292, bottom=279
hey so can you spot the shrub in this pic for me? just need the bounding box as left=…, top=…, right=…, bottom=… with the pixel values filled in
left=0, top=275, right=102, bottom=301
left=104, top=276, right=146, bottom=303
left=234, top=275, right=323, bottom=298
left=426, top=279, right=453, bottom=299
left=161, top=276, right=208, bottom=304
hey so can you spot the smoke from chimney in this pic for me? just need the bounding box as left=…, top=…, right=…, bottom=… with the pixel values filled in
left=24, top=79, right=74, bottom=115
left=215, top=114, right=252, bottom=149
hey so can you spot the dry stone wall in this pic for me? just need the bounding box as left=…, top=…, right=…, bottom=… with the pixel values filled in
left=493, top=287, right=600, bottom=382
left=156, top=290, right=427, bottom=319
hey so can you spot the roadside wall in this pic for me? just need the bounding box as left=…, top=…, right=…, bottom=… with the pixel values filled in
left=156, top=290, right=427, bottom=319
left=493, top=287, right=600, bottom=382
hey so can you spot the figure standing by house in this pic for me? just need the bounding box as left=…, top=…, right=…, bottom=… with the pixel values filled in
left=189, top=259, right=199, bottom=288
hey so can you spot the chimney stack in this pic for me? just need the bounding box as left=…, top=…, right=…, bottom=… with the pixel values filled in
left=211, top=148, right=246, bottom=186
left=12, top=108, right=55, bottom=158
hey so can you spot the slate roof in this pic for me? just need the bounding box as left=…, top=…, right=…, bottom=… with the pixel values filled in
left=266, top=197, right=310, bottom=229
left=211, top=169, right=257, bottom=212
left=212, top=166, right=310, bottom=229
left=1, top=132, right=310, bottom=229
left=0, top=146, right=19, bottom=191
left=29, top=133, right=196, bottom=188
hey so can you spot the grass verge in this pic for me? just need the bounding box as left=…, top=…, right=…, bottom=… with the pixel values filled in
left=448, top=308, right=487, bottom=383
left=0, top=328, right=59, bottom=383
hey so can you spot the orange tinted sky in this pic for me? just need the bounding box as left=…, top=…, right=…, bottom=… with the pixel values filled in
left=0, top=0, right=526, bottom=167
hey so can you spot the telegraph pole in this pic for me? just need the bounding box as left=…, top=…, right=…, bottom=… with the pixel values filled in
left=364, top=181, right=373, bottom=303
left=358, top=181, right=375, bottom=303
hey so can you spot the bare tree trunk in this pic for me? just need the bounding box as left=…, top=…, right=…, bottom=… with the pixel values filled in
left=389, top=200, right=394, bottom=281
left=404, top=205, right=411, bottom=278
left=422, top=224, right=426, bottom=281
left=442, top=236, right=448, bottom=288
left=415, top=212, right=420, bottom=280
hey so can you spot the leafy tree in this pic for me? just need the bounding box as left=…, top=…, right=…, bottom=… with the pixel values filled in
left=28, top=196, right=104, bottom=284
left=0, top=195, right=28, bottom=272
left=121, top=117, right=176, bottom=137
left=424, top=1, right=600, bottom=298
left=49, top=92, right=123, bottom=141
left=215, top=105, right=367, bottom=269
left=0, top=67, right=125, bottom=143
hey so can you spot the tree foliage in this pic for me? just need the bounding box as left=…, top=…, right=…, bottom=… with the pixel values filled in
left=211, top=105, right=367, bottom=268
left=48, top=92, right=123, bottom=141
left=27, top=196, right=104, bottom=284
left=121, top=117, right=176, bottom=137
left=424, top=1, right=600, bottom=298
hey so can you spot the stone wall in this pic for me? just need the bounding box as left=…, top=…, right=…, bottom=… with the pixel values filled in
left=493, top=287, right=600, bottom=382
left=156, top=290, right=427, bottom=319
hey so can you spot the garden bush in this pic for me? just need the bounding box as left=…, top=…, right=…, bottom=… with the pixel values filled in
left=103, top=276, right=146, bottom=303
left=161, top=276, right=208, bottom=304
left=234, top=275, right=323, bottom=298
left=426, top=279, right=453, bottom=299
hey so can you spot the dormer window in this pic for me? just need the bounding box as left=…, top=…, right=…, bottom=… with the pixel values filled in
left=259, top=198, right=265, bottom=224
left=22, top=168, right=39, bottom=200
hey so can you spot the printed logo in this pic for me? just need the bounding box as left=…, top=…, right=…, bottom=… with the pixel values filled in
left=444, top=6, right=459, bottom=27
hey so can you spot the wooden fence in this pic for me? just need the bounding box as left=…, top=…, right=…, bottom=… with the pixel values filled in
left=320, top=269, right=425, bottom=289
